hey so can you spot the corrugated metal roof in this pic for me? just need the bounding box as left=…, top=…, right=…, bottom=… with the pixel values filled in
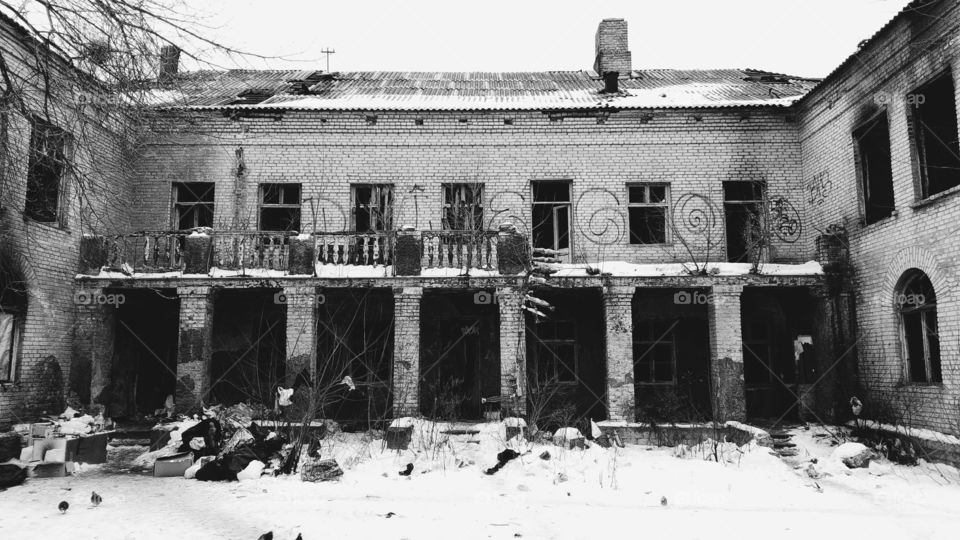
left=151, top=69, right=819, bottom=111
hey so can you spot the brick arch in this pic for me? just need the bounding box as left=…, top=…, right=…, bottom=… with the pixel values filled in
left=883, top=246, right=954, bottom=307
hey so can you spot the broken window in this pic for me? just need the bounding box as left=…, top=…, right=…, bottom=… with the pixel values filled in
left=172, top=182, right=215, bottom=229
left=259, top=183, right=301, bottom=232
left=633, top=320, right=676, bottom=384
left=898, top=270, right=942, bottom=384
left=723, top=181, right=766, bottom=263
left=910, top=71, right=960, bottom=198
left=442, top=183, right=484, bottom=231
left=24, top=117, right=68, bottom=223
left=531, top=181, right=571, bottom=259
left=854, top=112, right=895, bottom=224
left=531, top=319, right=577, bottom=384
left=627, top=184, right=669, bottom=244
left=352, top=184, right=394, bottom=231
left=0, top=311, right=20, bottom=382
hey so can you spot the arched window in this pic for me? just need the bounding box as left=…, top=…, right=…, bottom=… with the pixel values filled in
left=897, top=270, right=942, bottom=383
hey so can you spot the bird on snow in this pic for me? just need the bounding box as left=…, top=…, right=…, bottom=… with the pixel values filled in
left=399, top=463, right=414, bottom=476
left=660, top=496, right=668, bottom=506
left=58, top=501, right=69, bottom=513
left=91, top=491, right=102, bottom=507
left=256, top=532, right=273, bottom=540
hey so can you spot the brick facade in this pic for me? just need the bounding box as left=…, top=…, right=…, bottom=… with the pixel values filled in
left=283, top=285, right=317, bottom=385
left=603, top=286, right=636, bottom=421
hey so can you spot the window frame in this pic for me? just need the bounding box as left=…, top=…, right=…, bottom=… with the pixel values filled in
left=722, top=180, right=768, bottom=263
left=24, top=116, right=71, bottom=226
left=907, top=69, right=960, bottom=200
left=852, top=108, right=896, bottom=224
left=632, top=319, right=677, bottom=385
left=896, top=270, right=943, bottom=385
left=350, top=183, right=395, bottom=232
left=0, top=309, right=22, bottom=383
left=626, top=183, right=671, bottom=245
left=531, top=319, right=579, bottom=385
left=530, top=179, right=573, bottom=259
left=441, top=182, right=485, bottom=231
left=171, top=182, right=216, bottom=230
left=257, top=183, right=302, bottom=232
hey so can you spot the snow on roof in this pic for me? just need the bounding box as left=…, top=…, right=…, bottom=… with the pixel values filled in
left=150, top=69, right=818, bottom=112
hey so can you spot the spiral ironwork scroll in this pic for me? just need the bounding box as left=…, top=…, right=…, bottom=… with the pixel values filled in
left=671, top=192, right=722, bottom=246
left=576, top=188, right=625, bottom=246
left=487, top=189, right=529, bottom=235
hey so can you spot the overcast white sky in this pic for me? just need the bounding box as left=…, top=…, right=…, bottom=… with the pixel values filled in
left=184, top=0, right=913, bottom=78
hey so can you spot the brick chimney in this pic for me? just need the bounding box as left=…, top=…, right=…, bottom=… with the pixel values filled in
left=159, top=45, right=181, bottom=79
left=594, top=18, right=632, bottom=78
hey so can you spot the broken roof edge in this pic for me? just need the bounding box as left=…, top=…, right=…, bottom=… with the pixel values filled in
left=153, top=102, right=801, bottom=113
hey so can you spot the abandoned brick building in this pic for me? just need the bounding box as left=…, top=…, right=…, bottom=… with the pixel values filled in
left=1, top=1, right=959, bottom=436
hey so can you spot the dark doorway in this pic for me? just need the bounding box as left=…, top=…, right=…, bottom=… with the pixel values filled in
left=420, top=291, right=499, bottom=420
left=525, top=289, right=606, bottom=429
left=741, top=288, right=815, bottom=420
left=112, top=289, right=179, bottom=417
left=316, top=288, right=394, bottom=423
left=211, top=289, right=286, bottom=406
left=632, top=289, right=712, bottom=422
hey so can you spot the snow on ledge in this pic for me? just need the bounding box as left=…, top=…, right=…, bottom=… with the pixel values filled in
left=848, top=420, right=960, bottom=446
left=552, top=260, right=823, bottom=278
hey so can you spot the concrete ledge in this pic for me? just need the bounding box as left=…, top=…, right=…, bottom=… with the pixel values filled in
left=596, top=421, right=761, bottom=447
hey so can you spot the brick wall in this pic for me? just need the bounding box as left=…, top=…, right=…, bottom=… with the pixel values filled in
left=603, top=286, right=636, bottom=421
left=797, top=0, right=960, bottom=434
left=392, top=287, right=422, bottom=416
left=0, top=19, right=132, bottom=426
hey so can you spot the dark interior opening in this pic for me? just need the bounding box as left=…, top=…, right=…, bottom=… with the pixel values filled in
left=911, top=71, right=960, bottom=198
left=211, top=289, right=286, bottom=406
left=316, top=288, right=395, bottom=423
left=632, top=289, right=712, bottom=422
left=111, top=289, right=179, bottom=417
left=741, top=287, right=815, bottom=420
left=420, top=290, right=500, bottom=420
left=855, top=113, right=896, bottom=224
left=723, top=181, right=766, bottom=263
left=525, top=288, right=606, bottom=430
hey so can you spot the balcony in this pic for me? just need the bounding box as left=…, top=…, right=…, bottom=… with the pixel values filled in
left=78, top=227, right=529, bottom=278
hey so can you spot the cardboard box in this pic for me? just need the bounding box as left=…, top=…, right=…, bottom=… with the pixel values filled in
left=31, top=462, right=67, bottom=478
left=75, top=432, right=109, bottom=464
left=31, top=422, right=55, bottom=438
left=154, top=452, right=194, bottom=477
left=30, top=437, right=79, bottom=462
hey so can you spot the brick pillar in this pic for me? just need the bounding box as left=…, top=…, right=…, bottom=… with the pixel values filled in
left=392, top=287, right=422, bottom=416
left=603, top=286, right=636, bottom=422
left=72, top=288, right=115, bottom=408
left=283, top=286, right=317, bottom=386
left=808, top=284, right=856, bottom=422
left=176, top=286, right=214, bottom=413
left=708, top=284, right=746, bottom=422
left=497, top=287, right=527, bottom=415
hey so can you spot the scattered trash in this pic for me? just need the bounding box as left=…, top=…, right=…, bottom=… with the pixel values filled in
left=257, top=532, right=273, bottom=540
left=301, top=459, right=343, bottom=483
left=399, top=463, right=414, bottom=476
left=485, top=449, right=521, bottom=475
left=385, top=512, right=396, bottom=518
left=554, top=473, right=568, bottom=484
left=833, top=442, right=873, bottom=469
left=237, top=460, right=265, bottom=481
left=539, top=451, right=551, bottom=460
left=661, top=496, right=668, bottom=506
left=91, top=491, right=102, bottom=506
left=58, top=501, right=69, bottom=513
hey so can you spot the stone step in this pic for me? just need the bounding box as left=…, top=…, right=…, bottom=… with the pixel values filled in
left=776, top=448, right=799, bottom=457
left=773, top=441, right=797, bottom=448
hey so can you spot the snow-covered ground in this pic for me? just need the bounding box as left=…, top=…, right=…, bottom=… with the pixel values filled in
left=2, top=422, right=960, bottom=540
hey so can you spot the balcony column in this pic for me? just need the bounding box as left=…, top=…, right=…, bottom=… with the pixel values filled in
left=708, top=284, right=746, bottom=422
left=392, top=287, right=423, bottom=416
left=71, top=287, right=116, bottom=408
left=497, top=287, right=527, bottom=415
left=283, top=285, right=317, bottom=385
left=176, top=286, right=214, bottom=413
left=603, top=286, right=636, bottom=422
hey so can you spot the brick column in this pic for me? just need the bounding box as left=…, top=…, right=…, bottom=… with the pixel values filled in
left=392, top=287, right=423, bottom=417
left=497, top=287, right=527, bottom=415
left=808, top=284, right=856, bottom=422
left=603, top=286, right=636, bottom=422
left=708, top=284, right=746, bottom=422
left=283, top=285, right=317, bottom=386
left=176, top=286, right=214, bottom=413
left=71, top=287, right=115, bottom=408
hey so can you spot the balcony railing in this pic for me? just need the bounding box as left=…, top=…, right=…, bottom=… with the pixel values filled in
left=85, top=227, right=527, bottom=277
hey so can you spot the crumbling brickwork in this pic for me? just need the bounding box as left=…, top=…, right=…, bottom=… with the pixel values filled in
left=708, top=284, right=746, bottom=422
left=392, top=287, right=422, bottom=416
left=603, top=286, right=636, bottom=422
left=175, top=286, right=213, bottom=412
left=283, top=285, right=317, bottom=385
left=496, top=287, right=526, bottom=415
